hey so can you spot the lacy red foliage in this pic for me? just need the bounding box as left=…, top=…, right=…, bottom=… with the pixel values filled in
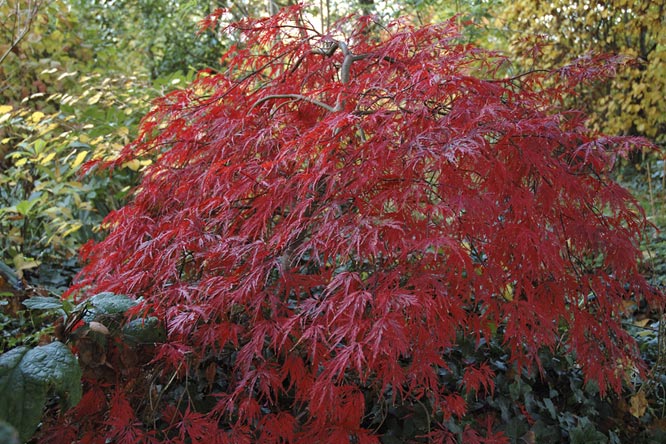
left=51, top=6, right=662, bottom=443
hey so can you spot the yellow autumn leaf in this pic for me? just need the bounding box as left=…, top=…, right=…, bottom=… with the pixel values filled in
left=122, top=159, right=152, bottom=171
left=500, top=282, right=514, bottom=301
left=629, top=391, right=648, bottom=418
left=87, top=92, right=103, bottom=105
left=60, top=222, right=83, bottom=238
left=0, top=105, right=13, bottom=114
left=501, top=0, right=664, bottom=140
left=71, top=150, right=89, bottom=168
left=123, top=159, right=142, bottom=171
left=633, top=318, right=651, bottom=328
left=29, top=111, right=45, bottom=123
left=38, top=123, right=59, bottom=137
left=14, top=257, right=41, bottom=277
left=40, top=152, right=56, bottom=165
left=57, top=71, right=78, bottom=81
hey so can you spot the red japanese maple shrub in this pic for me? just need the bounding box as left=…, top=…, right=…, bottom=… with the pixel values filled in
left=52, top=7, right=662, bottom=444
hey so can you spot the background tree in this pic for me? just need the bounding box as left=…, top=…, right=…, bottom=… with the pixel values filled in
left=396, top=0, right=507, bottom=48
left=0, top=0, right=190, bottom=290
left=502, top=0, right=666, bottom=146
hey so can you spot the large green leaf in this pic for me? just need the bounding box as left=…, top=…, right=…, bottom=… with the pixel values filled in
left=80, top=291, right=137, bottom=321
left=122, top=316, right=166, bottom=344
left=0, top=342, right=82, bottom=442
left=22, top=296, right=65, bottom=311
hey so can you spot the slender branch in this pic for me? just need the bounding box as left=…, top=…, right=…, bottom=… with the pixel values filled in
left=251, top=93, right=341, bottom=113
left=486, top=69, right=551, bottom=83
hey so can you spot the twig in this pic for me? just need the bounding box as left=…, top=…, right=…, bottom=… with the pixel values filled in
left=252, top=93, right=341, bottom=113
left=486, top=69, right=552, bottom=84
left=646, top=151, right=656, bottom=219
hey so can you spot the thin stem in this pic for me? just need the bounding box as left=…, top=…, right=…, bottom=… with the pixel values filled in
left=252, top=93, right=341, bottom=113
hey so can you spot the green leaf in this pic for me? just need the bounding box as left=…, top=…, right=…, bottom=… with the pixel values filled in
left=0, top=342, right=82, bottom=442
left=15, top=199, right=40, bottom=216
left=80, top=292, right=137, bottom=321
left=569, top=424, right=607, bottom=444
left=122, top=316, right=166, bottom=344
left=0, top=262, right=20, bottom=290
left=33, top=139, right=46, bottom=154
left=22, top=296, right=65, bottom=311
left=503, top=418, right=529, bottom=441
left=543, top=397, right=557, bottom=419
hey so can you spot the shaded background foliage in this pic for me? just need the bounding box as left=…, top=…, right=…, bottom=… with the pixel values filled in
left=0, top=0, right=665, bottom=443
left=503, top=0, right=665, bottom=144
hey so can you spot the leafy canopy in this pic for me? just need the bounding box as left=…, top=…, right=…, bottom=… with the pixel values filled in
left=54, top=6, right=661, bottom=443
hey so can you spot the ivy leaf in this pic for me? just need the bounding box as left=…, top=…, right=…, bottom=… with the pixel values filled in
left=22, top=296, right=65, bottom=311
left=0, top=342, right=82, bottom=442
left=543, top=397, right=557, bottom=420
left=569, top=424, right=607, bottom=444
left=122, top=317, right=166, bottom=344
left=79, top=292, right=137, bottom=321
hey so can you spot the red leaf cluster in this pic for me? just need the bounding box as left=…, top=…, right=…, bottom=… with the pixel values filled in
left=53, top=6, right=662, bottom=443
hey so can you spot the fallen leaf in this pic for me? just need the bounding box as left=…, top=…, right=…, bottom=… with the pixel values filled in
left=88, top=321, right=110, bottom=335
left=629, top=391, right=648, bottom=418
left=633, top=318, right=651, bottom=328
